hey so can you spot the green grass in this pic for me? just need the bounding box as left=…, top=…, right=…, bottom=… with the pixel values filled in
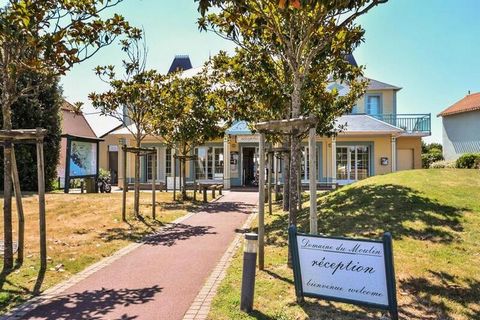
left=208, top=169, right=480, bottom=320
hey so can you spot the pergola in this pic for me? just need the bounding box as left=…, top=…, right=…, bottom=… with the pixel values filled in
left=254, top=116, right=319, bottom=270
left=0, top=128, right=47, bottom=273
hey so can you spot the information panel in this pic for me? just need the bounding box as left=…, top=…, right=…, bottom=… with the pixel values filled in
left=289, top=226, right=398, bottom=319
left=69, top=140, right=98, bottom=177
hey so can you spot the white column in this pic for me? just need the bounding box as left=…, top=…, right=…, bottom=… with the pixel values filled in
left=223, top=135, right=231, bottom=189
left=308, top=127, right=317, bottom=235
left=331, top=137, right=337, bottom=185
left=156, top=146, right=161, bottom=183
left=391, top=135, right=397, bottom=172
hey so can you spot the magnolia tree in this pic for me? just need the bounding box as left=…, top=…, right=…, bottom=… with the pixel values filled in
left=0, top=0, right=136, bottom=272
left=152, top=68, right=228, bottom=200
left=90, top=36, right=161, bottom=218
left=197, top=0, right=386, bottom=228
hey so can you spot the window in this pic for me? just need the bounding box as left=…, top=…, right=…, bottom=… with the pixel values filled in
left=165, top=148, right=172, bottom=176
left=195, top=146, right=224, bottom=180
left=366, top=95, right=381, bottom=115
left=146, top=152, right=157, bottom=181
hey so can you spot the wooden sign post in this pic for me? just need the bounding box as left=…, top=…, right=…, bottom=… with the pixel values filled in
left=289, top=226, right=398, bottom=319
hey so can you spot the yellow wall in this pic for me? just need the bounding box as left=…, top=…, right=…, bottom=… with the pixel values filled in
left=355, top=89, right=396, bottom=114
left=397, top=136, right=422, bottom=169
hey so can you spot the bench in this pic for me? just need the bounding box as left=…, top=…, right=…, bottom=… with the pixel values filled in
left=199, top=183, right=224, bottom=202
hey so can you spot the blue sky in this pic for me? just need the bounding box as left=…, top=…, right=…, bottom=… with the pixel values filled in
left=62, top=0, right=480, bottom=142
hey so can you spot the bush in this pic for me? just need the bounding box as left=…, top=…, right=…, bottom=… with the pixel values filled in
left=430, top=160, right=456, bottom=169
left=422, top=149, right=444, bottom=168
left=456, top=153, right=480, bottom=169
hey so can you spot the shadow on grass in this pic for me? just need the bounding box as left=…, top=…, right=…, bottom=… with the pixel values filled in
left=22, top=285, right=162, bottom=319
left=399, top=270, right=480, bottom=320
left=267, top=184, right=465, bottom=246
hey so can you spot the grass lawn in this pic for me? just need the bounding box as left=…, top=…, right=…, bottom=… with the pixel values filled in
left=0, top=190, right=210, bottom=313
left=209, top=169, right=480, bottom=320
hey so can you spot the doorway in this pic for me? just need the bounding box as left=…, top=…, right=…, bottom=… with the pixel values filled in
left=336, top=145, right=370, bottom=184
left=242, top=147, right=257, bottom=186
left=108, top=147, right=118, bottom=185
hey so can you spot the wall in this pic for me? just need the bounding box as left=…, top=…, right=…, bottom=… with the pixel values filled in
left=396, top=136, right=422, bottom=169
left=442, top=111, right=480, bottom=161
left=354, top=89, right=396, bottom=115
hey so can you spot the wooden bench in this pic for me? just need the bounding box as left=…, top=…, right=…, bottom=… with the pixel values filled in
left=199, top=183, right=224, bottom=202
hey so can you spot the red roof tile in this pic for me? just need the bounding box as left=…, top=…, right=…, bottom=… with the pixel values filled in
left=438, top=92, right=480, bottom=117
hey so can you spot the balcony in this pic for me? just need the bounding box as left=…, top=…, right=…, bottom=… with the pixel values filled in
left=371, top=114, right=431, bottom=134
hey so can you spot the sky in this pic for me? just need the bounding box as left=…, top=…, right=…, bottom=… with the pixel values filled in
left=61, top=0, right=480, bottom=142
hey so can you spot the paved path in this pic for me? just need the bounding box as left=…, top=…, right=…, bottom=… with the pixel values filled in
left=21, top=191, right=258, bottom=320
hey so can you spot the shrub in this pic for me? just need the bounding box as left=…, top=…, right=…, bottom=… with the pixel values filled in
left=422, top=149, right=444, bottom=168
left=430, top=160, right=456, bottom=169
left=456, top=153, right=480, bottom=169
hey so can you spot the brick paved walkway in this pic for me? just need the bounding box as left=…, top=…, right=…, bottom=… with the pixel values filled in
left=11, top=191, right=258, bottom=320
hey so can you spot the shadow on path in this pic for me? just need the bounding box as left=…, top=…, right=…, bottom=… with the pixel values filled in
left=26, top=285, right=162, bottom=320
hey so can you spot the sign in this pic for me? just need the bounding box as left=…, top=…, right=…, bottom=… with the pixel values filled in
left=237, top=135, right=259, bottom=143
left=69, top=140, right=98, bottom=177
left=289, top=226, right=398, bottom=319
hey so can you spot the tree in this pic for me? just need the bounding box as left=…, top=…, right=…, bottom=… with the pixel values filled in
left=152, top=67, right=227, bottom=200
left=90, top=36, right=161, bottom=218
left=198, top=0, right=386, bottom=229
left=0, top=72, right=62, bottom=192
left=1, top=0, right=137, bottom=271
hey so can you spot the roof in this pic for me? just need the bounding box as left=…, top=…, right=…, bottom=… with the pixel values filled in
left=60, top=100, right=97, bottom=138
left=108, top=123, right=141, bottom=135
left=366, top=78, right=402, bottom=91
left=346, top=54, right=358, bottom=67
left=335, top=114, right=404, bottom=134
left=168, top=55, right=193, bottom=74
left=438, top=92, right=480, bottom=117
left=61, top=100, right=78, bottom=112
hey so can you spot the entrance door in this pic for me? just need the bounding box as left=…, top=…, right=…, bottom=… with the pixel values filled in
left=336, top=145, right=370, bottom=184
left=108, top=147, right=119, bottom=185
left=242, top=147, right=257, bottom=186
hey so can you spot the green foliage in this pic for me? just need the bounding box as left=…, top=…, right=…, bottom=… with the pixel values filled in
left=152, top=67, right=227, bottom=155
left=98, top=168, right=111, bottom=180
left=422, top=148, right=444, bottom=168
left=455, top=153, right=480, bottom=169
left=0, top=73, right=62, bottom=191
left=422, top=141, right=443, bottom=153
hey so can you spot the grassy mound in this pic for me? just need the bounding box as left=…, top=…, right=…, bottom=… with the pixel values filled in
left=209, top=169, right=480, bottom=320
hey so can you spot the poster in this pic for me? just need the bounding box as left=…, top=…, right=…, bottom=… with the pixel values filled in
left=69, top=140, right=97, bottom=177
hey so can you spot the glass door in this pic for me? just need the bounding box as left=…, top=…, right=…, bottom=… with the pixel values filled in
left=336, top=145, right=370, bottom=184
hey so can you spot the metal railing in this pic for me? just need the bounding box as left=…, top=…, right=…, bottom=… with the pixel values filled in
left=370, top=113, right=431, bottom=133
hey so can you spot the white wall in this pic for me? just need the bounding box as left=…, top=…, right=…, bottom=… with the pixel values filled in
left=442, top=111, right=480, bottom=160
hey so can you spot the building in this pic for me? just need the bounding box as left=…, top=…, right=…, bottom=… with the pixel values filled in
left=57, top=100, right=98, bottom=188
left=99, top=55, right=431, bottom=188
left=438, top=92, right=480, bottom=160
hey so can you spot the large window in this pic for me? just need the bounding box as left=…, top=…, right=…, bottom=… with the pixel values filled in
left=195, top=146, right=224, bottom=180
left=165, top=148, right=172, bottom=176
left=146, top=152, right=157, bottom=181
left=366, top=95, right=381, bottom=115
left=336, top=145, right=370, bottom=182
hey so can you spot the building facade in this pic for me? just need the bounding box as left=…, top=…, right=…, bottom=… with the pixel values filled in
left=438, top=92, right=480, bottom=161
left=99, top=56, right=431, bottom=188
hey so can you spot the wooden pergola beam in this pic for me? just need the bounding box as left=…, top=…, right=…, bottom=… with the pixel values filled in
left=0, top=129, right=47, bottom=141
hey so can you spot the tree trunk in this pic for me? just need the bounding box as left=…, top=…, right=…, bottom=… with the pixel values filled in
left=134, top=139, right=141, bottom=218
left=11, top=146, right=24, bottom=265
left=2, top=100, right=14, bottom=271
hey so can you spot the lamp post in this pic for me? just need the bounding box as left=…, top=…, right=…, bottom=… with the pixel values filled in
left=240, top=233, right=258, bottom=313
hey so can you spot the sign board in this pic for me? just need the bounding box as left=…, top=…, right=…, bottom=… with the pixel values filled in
left=289, top=226, right=398, bottom=319
left=69, top=140, right=98, bottom=177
